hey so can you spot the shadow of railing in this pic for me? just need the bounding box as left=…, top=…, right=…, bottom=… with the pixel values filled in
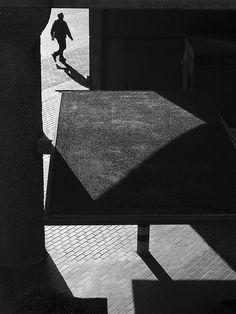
left=139, top=253, right=172, bottom=282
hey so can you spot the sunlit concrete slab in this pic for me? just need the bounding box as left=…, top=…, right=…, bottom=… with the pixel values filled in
left=45, top=90, right=236, bottom=224
left=44, top=224, right=236, bottom=312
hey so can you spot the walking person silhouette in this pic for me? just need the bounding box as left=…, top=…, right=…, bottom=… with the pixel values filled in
left=51, top=13, right=73, bottom=63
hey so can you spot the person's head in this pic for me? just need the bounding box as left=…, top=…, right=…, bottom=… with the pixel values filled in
left=58, top=13, right=64, bottom=20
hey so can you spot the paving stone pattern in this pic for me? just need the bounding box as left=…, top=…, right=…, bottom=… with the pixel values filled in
left=41, top=9, right=236, bottom=314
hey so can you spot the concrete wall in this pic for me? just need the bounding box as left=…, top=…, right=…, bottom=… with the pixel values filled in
left=90, top=10, right=236, bottom=125
left=99, top=10, right=236, bottom=91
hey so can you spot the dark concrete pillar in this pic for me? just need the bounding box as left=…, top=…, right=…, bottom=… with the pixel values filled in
left=0, top=8, right=51, bottom=266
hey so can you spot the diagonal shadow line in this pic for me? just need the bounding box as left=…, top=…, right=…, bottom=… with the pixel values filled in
left=140, top=253, right=173, bottom=282
left=158, top=91, right=219, bottom=125
left=191, top=224, right=236, bottom=272
left=45, top=148, right=94, bottom=215
left=46, top=93, right=236, bottom=219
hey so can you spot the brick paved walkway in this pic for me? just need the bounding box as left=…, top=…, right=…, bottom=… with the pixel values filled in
left=41, top=9, right=236, bottom=314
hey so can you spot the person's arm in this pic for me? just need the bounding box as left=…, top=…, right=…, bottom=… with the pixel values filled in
left=50, top=21, right=56, bottom=40
left=65, top=23, right=73, bottom=40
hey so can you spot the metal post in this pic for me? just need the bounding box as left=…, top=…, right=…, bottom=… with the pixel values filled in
left=137, top=225, right=150, bottom=255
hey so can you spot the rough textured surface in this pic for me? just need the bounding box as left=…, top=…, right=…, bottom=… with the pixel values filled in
left=46, top=91, right=236, bottom=219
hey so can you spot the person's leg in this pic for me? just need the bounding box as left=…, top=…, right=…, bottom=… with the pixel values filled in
left=52, top=38, right=66, bottom=62
left=52, top=39, right=61, bottom=61
left=58, top=38, right=66, bottom=61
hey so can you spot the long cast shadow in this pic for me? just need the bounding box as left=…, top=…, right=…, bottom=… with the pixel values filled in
left=139, top=253, right=173, bottom=282
left=56, top=62, right=89, bottom=88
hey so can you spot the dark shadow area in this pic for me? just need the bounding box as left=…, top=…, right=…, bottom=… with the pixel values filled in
left=56, top=62, right=90, bottom=88
left=192, top=224, right=236, bottom=271
left=132, top=280, right=236, bottom=314
left=139, top=253, right=172, bottom=282
left=46, top=149, right=94, bottom=215
left=156, top=91, right=221, bottom=125
left=97, top=123, right=236, bottom=216
left=0, top=253, right=72, bottom=313
left=0, top=252, right=108, bottom=313
left=138, top=246, right=236, bottom=312
left=45, top=91, right=236, bottom=219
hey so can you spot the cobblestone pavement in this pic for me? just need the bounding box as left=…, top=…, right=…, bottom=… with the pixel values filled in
left=41, top=9, right=236, bottom=314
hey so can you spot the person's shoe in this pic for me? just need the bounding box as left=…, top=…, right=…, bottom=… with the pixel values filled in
left=52, top=53, right=57, bottom=62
